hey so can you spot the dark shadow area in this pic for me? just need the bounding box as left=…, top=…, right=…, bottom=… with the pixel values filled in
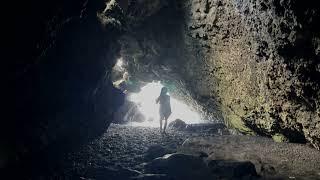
left=4, top=0, right=125, bottom=178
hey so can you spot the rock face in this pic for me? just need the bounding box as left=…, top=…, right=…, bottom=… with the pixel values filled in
left=117, top=0, right=320, bottom=149
left=5, top=0, right=127, bottom=175
left=183, top=0, right=320, bottom=148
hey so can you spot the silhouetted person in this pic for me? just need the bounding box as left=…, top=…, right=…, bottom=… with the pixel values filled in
left=156, top=87, right=172, bottom=134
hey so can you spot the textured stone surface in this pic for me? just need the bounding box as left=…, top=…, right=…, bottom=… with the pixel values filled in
left=181, top=0, right=320, bottom=149
left=117, top=0, right=320, bottom=149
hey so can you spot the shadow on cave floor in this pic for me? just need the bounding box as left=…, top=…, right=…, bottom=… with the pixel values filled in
left=44, top=123, right=320, bottom=180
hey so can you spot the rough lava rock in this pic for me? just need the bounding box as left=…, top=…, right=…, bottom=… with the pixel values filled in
left=116, top=0, right=320, bottom=149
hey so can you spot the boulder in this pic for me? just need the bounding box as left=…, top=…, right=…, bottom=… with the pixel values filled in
left=260, top=164, right=276, bottom=177
left=144, top=153, right=213, bottom=180
left=272, top=134, right=289, bottom=143
left=207, top=160, right=258, bottom=179
left=145, top=145, right=174, bottom=161
left=168, top=119, right=187, bottom=130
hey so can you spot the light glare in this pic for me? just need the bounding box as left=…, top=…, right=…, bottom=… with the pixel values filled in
left=115, top=58, right=124, bottom=69
left=128, top=82, right=202, bottom=127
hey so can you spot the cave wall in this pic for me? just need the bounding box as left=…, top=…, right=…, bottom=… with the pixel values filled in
left=182, top=0, right=320, bottom=149
left=4, top=0, right=179, bottom=176
left=116, top=0, right=320, bottom=149
left=4, top=0, right=126, bottom=175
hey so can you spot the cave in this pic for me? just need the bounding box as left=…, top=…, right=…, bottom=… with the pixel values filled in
left=4, top=0, right=320, bottom=179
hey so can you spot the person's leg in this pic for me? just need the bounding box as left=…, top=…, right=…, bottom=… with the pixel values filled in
left=159, top=114, right=163, bottom=133
left=159, top=119, right=163, bottom=133
left=163, top=117, right=168, bottom=134
left=163, top=113, right=171, bottom=133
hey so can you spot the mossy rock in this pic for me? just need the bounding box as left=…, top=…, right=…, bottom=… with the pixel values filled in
left=226, top=114, right=254, bottom=135
left=272, top=134, right=289, bottom=143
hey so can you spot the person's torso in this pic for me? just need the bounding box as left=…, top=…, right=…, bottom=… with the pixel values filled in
left=159, top=95, right=171, bottom=111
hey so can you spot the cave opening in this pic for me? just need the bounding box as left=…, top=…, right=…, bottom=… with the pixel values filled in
left=111, top=57, right=205, bottom=127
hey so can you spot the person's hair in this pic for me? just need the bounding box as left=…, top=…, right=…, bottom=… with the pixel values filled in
left=123, top=72, right=129, bottom=80
left=160, top=87, right=168, bottom=96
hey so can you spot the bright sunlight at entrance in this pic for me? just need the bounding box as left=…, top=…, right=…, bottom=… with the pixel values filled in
left=128, top=82, right=202, bottom=127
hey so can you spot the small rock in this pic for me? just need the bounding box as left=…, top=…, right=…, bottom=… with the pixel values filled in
left=272, top=133, right=289, bottom=143
left=260, top=164, right=276, bottom=176
left=198, top=151, right=208, bottom=158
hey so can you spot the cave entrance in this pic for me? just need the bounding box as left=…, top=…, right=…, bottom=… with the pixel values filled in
left=112, top=58, right=204, bottom=127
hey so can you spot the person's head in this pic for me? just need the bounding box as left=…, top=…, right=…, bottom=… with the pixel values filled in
left=122, top=72, right=129, bottom=81
left=160, top=87, right=168, bottom=96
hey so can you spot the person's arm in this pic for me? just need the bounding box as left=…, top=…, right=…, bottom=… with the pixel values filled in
left=156, top=96, right=160, bottom=104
